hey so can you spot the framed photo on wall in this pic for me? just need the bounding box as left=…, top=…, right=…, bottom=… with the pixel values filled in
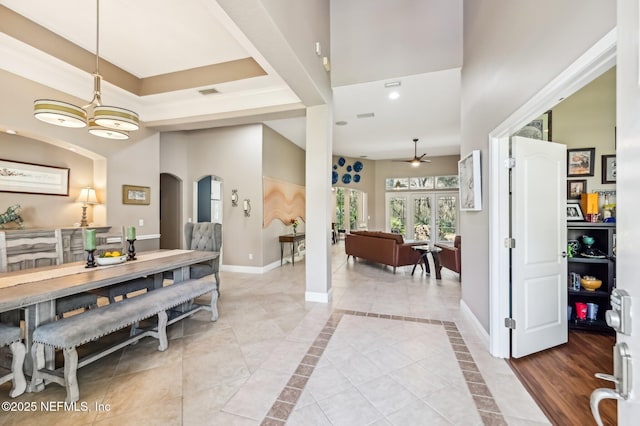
left=458, top=150, right=482, bottom=211
left=0, top=159, right=69, bottom=196
left=567, top=148, right=595, bottom=177
left=601, top=155, right=616, bottom=184
left=567, top=179, right=587, bottom=200
left=122, top=185, right=150, bottom=205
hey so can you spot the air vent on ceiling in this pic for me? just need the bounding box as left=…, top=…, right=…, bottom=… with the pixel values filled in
left=356, top=112, right=375, bottom=119
left=198, top=88, right=220, bottom=95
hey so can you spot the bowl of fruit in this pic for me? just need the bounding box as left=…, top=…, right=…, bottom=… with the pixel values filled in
left=96, top=250, right=127, bottom=266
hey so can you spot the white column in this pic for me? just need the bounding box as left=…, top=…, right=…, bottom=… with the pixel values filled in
left=305, top=105, right=332, bottom=302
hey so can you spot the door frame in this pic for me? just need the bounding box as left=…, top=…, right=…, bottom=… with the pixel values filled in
left=488, top=30, right=616, bottom=358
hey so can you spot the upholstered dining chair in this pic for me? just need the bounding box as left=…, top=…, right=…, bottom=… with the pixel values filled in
left=0, top=230, right=98, bottom=319
left=166, top=222, right=222, bottom=293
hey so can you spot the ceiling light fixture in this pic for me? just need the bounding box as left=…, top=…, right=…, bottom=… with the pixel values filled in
left=33, top=0, right=139, bottom=140
left=388, top=91, right=400, bottom=100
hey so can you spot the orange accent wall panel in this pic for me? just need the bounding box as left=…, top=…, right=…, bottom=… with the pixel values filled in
left=263, top=177, right=305, bottom=227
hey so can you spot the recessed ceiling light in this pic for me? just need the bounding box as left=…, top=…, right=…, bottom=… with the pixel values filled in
left=388, top=91, right=400, bottom=100
left=335, top=121, right=348, bottom=126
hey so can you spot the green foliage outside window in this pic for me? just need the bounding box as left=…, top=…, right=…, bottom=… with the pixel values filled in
left=438, top=196, right=457, bottom=242
left=389, top=198, right=406, bottom=235
left=335, top=187, right=345, bottom=230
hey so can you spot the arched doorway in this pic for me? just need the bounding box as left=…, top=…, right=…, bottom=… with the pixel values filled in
left=195, top=175, right=223, bottom=224
left=160, top=173, right=182, bottom=249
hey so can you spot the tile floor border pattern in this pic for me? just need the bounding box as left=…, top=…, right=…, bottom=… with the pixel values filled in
left=260, top=309, right=507, bottom=426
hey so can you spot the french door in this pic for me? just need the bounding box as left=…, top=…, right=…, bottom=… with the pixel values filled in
left=386, top=192, right=458, bottom=243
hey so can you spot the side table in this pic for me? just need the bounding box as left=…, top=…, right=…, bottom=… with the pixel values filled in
left=279, top=233, right=305, bottom=266
left=411, top=245, right=442, bottom=279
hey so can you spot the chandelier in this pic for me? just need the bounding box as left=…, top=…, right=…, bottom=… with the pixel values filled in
left=33, top=0, right=139, bottom=140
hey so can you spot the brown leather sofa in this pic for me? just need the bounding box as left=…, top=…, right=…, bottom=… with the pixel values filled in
left=345, top=231, right=423, bottom=273
left=435, top=235, right=461, bottom=279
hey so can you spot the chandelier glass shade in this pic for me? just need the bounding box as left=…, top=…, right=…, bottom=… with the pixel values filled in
left=33, top=100, right=87, bottom=128
left=33, top=0, right=139, bottom=139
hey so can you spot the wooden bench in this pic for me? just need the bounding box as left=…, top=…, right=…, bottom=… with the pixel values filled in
left=0, top=323, right=26, bottom=398
left=30, top=277, right=218, bottom=402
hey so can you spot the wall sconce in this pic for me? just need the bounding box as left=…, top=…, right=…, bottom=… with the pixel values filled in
left=231, top=189, right=239, bottom=207
left=76, top=187, right=98, bottom=227
left=243, top=199, right=251, bottom=217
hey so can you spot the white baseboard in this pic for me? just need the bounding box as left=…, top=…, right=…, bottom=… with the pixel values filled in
left=221, top=260, right=281, bottom=274
left=305, top=288, right=333, bottom=303
left=460, top=299, right=490, bottom=350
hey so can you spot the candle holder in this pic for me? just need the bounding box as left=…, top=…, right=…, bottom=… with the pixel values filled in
left=127, top=239, right=137, bottom=261
left=85, top=249, right=97, bottom=268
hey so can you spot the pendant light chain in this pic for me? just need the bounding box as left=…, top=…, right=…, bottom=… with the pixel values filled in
left=33, top=0, right=139, bottom=138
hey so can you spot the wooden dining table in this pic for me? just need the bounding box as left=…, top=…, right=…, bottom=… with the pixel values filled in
left=0, top=249, right=219, bottom=371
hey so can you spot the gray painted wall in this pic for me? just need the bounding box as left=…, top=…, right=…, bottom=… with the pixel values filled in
left=161, top=124, right=263, bottom=266
left=0, top=133, right=93, bottom=227
left=262, top=125, right=306, bottom=265
left=161, top=124, right=304, bottom=268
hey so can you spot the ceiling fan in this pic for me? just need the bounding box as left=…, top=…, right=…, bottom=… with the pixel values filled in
left=393, top=138, right=432, bottom=167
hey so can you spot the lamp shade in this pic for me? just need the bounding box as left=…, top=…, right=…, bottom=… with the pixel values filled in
left=77, top=187, right=98, bottom=205
left=34, top=99, right=87, bottom=128
left=94, top=105, right=139, bottom=131
left=88, top=120, right=129, bottom=140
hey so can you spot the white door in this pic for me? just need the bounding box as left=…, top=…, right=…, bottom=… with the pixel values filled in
left=511, top=136, right=568, bottom=358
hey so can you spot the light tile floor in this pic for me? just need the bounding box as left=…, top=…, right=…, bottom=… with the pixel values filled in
left=0, top=243, right=550, bottom=425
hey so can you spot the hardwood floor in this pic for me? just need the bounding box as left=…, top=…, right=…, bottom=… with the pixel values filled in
left=509, top=330, right=616, bottom=425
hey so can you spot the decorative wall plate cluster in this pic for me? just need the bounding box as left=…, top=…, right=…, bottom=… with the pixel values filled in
left=332, top=157, right=363, bottom=185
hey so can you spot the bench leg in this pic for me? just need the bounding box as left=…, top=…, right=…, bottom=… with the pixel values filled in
left=214, top=272, right=220, bottom=296
left=8, top=341, right=26, bottom=398
left=210, top=291, right=219, bottom=322
left=29, top=343, right=45, bottom=393
left=63, top=347, right=79, bottom=403
left=157, top=310, right=168, bottom=351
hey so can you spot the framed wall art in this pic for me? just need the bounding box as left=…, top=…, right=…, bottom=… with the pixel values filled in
left=601, top=155, right=616, bottom=184
left=567, top=148, right=595, bottom=177
left=122, top=185, right=150, bottom=205
left=458, top=150, right=482, bottom=211
left=567, top=201, right=585, bottom=221
left=567, top=179, right=587, bottom=200
left=0, top=158, right=69, bottom=196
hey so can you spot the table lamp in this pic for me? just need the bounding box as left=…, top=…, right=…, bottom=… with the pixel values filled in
left=76, top=187, right=98, bottom=227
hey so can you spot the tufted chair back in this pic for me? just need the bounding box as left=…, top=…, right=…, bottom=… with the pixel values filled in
left=185, top=222, right=221, bottom=252
left=183, top=222, right=222, bottom=292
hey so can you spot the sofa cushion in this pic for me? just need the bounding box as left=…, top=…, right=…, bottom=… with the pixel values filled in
left=378, top=232, right=404, bottom=244
left=352, top=230, right=404, bottom=244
